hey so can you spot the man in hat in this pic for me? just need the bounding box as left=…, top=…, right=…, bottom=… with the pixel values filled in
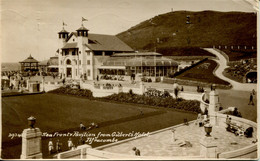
left=248, top=93, right=254, bottom=105
left=48, top=139, right=54, bottom=154
left=68, top=138, right=73, bottom=150
left=56, top=139, right=62, bottom=153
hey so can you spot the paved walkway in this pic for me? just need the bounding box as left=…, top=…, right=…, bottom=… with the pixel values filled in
left=102, top=123, right=256, bottom=157
left=203, top=48, right=257, bottom=92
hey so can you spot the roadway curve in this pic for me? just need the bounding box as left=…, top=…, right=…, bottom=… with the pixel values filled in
left=203, top=48, right=257, bottom=92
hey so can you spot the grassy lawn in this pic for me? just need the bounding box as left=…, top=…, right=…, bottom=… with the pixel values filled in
left=2, top=93, right=196, bottom=159
left=176, top=59, right=230, bottom=85
left=222, top=70, right=243, bottom=83
left=221, top=49, right=257, bottom=61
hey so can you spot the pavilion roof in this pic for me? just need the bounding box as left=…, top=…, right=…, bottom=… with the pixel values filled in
left=20, top=55, right=39, bottom=63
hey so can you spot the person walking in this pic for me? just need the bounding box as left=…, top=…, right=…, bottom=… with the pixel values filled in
left=48, top=139, right=54, bottom=154
left=248, top=93, right=254, bottom=105
left=68, top=138, right=73, bottom=150
left=56, top=139, right=62, bottom=153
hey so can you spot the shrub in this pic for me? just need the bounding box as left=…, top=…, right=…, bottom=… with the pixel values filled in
left=129, top=89, right=134, bottom=95
left=49, top=87, right=93, bottom=99
left=102, top=92, right=201, bottom=113
left=49, top=87, right=201, bottom=113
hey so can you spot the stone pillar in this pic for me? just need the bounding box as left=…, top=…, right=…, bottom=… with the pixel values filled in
left=26, top=80, right=29, bottom=90
left=20, top=116, right=42, bottom=159
left=140, top=82, right=145, bottom=95
left=200, top=136, right=217, bottom=158
left=209, top=91, right=220, bottom=114
left=80, top=144, right=92, bottom=159
left=209, top=90, right=220, bottom=125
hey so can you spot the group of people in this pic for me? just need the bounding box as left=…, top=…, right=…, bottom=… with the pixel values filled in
left=144, top=89, right=171, bottom=98
left=48, top=139, right=62, bottom=154
left=99, top=74, right=125, bottom=81
left=226, top=115, right=254, bottom=137
left=48, top=137, right=85, bottom=155
left=226, top=58, right=257, bottom=83
left=197, top=86, right=205, bottom=93
left=93, top=82, right=123, bottom=90
left=80, top=122, right=99, bottom=131
left=195, top=113, right=209, bottom=127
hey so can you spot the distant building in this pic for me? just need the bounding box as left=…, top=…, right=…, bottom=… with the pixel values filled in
left=57, top=24, right=134, bottom=80
left=19, top=55, right=39, bottom=73
left=39, top=56, right=59, bottom=74
left=99, top=52, right=178, bottom=80
left=57, top=23, right=179, bottom=81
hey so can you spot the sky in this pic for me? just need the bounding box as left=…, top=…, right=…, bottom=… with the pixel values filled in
left=0, top=0, right=258, bottom=62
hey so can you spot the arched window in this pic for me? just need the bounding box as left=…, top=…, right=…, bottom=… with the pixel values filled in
left=66, top=59, right=71, bottom=65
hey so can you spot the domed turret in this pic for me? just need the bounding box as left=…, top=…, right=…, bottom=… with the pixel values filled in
left=76, top=25, right=89, bottom=37
left=58, top=28, right=69, bottom=39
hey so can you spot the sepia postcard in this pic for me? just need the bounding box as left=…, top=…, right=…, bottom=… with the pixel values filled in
left=1, top=0, right=259, bottom=160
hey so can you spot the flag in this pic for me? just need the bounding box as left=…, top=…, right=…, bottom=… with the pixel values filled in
left=63, top=21, right=67, bottom=26
left=82, top=17, right=88, bottom=21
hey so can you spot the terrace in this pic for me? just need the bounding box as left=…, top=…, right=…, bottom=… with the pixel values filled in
left=99, top=120, right=256, bottom=157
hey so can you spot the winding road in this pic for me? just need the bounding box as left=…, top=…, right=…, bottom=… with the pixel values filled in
left=203, top=48, right=257, bottom=92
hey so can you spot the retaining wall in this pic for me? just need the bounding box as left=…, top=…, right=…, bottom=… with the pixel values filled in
left=56, top=113, right=257, bottom=159
left=39, top=81, right=63, bottom=92
left=80, top=81, right=201, bottom=100
left=213, top=113, right=257, bottom=159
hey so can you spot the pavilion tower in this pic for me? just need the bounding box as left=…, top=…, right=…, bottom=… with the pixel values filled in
left=76, top=24, right=93, bottom=80
left=76, top=24, right=89, bottom=45
left=58, top=25, right=69, bottom=78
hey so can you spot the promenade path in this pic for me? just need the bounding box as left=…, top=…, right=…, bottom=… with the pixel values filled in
left=203, top=48, right=257, bottom=92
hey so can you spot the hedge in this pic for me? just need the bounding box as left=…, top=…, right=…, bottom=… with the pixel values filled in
left=49, top=87, right=201, bottom=113
left=49, top=87, right=93, bottom=99
left=102, top=92, right=201, bottom=113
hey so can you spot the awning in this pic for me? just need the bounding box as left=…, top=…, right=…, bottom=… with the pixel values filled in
left=98, top=66, right=126, bottom=70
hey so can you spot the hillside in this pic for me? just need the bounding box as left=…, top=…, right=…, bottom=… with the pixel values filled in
left=1, top=63, right=21, bottom=71
left=117, top=11, right=257, bottom=53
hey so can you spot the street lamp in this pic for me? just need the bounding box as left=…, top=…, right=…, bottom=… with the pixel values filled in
left=42, top=76, right=45, bottom=92
left=171, top=128, right=176, bottom=142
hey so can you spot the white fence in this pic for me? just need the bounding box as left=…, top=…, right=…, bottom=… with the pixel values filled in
left=80, top=81, right=202, bottom=101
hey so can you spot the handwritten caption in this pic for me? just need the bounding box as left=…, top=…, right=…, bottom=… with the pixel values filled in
left=8, top=131, right=150, bottom=144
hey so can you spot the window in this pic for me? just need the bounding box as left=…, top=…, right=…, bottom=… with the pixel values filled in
left=60, top=60, right=62, bottom=65
left=79, top=60, right=81, bottom=65
left=72, top=51, right=75, bottom=55
left=73, top=39, right=75, bottom=42
left=87, top=70, right=91, bottom=76
left=66, top=59, right=71, bottom=65
left=87, top=60, right=90, bottom=65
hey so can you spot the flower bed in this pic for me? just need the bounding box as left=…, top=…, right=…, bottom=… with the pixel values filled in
left=49, top=86, right=93, bottom=99
left=102, top=92, right=201, bottom=113
left=49, top=87, right=201, bottom=113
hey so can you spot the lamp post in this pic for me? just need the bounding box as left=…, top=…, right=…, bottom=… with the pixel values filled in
left=171, top=128, right=176, bottom=142
left=42, top=76, right=45, bottom=92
